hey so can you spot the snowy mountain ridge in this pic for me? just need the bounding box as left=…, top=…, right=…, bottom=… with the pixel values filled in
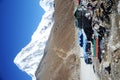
left=14, top=0, right=54, bottom=80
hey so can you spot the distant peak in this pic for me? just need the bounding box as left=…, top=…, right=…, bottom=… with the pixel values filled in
left=14, top=0, right=54, bottom=80
left=40, top=0, right=54, bottom=11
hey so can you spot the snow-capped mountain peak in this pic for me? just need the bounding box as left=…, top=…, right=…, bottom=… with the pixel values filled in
left=14, top=0, right=54, bottom=80
left=40, top=0, right=54, bottom=11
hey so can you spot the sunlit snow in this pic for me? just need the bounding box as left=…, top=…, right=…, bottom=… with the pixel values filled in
left=14, top=0, right=54, bottom=80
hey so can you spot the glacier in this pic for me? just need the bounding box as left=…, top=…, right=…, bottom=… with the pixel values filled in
left=14, top=0, right=54, bottom=80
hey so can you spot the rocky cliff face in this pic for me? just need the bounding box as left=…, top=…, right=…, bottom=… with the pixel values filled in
left=35, top=0, right=80, bottom=80
left=35, top=0, right=120, bottom=80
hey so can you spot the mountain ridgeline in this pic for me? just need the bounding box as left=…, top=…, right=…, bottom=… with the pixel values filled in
left=14, top=0, right=120, bottom=80
left=35, top=0, right=80, bottom=80
left=35, top=0, right=120, bottom=80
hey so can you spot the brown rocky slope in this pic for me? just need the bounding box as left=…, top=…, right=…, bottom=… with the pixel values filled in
left=35, top=0, right=80, bottom=80
left=35, top=0, right=120, bottom=80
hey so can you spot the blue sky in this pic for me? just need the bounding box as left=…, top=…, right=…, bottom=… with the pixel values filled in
left=0, top=0, right=44, bottom=80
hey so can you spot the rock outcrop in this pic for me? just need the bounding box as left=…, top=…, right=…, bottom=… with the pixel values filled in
left=35, top=0, right=80, bottom=80
left=35, top=0, right=120, bottom=80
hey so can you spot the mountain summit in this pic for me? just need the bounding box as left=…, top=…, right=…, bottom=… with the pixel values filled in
left=14, top=0, right=120, bottom=80
left=14, top=0, right=54, bottom=80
